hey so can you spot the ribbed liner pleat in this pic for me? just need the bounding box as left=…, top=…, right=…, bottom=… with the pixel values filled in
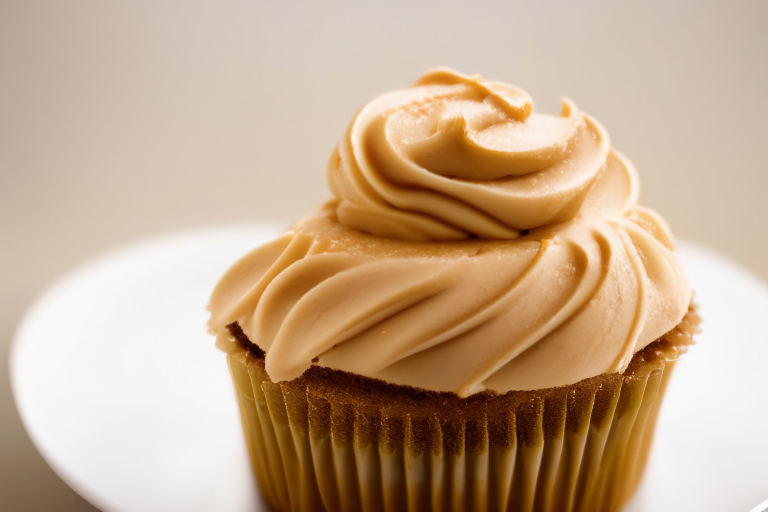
left=227, top=351, right=675, bottom=512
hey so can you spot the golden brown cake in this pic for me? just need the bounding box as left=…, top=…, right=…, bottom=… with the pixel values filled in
left=208, top=68, right=698, bottom=512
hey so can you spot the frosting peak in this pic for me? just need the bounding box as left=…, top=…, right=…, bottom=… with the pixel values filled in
left=329, top=68, right=611, bottom=241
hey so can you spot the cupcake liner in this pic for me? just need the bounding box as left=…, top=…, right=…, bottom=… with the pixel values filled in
left=227, top=351, right=672, bottom=512
left=221, top=305, right=699, bottom=512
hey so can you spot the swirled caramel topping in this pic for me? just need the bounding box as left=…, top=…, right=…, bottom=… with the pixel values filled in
left=209, top=69, right=692, bottom=396
left=328, top=69, right=610, bottom=241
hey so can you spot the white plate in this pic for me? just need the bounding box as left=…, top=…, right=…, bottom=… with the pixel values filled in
left=10, top=226, right=768, bottom=512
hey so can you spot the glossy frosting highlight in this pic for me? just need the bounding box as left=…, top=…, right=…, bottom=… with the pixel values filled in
left=209, top=69, right=692, bottom=396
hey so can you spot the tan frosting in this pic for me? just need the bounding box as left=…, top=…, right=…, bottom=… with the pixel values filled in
left=328, top=68, right=610, bottom=241
left=209, top=69, right=692, bottom=397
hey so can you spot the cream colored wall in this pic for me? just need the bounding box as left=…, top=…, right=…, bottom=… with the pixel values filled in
left=1, top=1, right=766, bottom=510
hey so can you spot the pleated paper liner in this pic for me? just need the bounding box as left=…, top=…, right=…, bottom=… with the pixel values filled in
left=220, top=305, right=700, bottom=512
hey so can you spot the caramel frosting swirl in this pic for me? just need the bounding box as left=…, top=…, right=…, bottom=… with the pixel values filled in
left=209, top=69, right=692, bottom=396
left=328, top=69, right=610, bottom=241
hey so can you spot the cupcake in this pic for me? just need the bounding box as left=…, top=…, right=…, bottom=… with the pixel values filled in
left=208, top=68, right=698, bottom=512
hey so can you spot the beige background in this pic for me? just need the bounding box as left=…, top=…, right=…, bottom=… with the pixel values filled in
left=1, top=1, right=766, bottom=510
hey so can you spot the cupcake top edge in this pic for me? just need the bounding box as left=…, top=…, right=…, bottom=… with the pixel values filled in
left=208, top=68, right=693, bottom=396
